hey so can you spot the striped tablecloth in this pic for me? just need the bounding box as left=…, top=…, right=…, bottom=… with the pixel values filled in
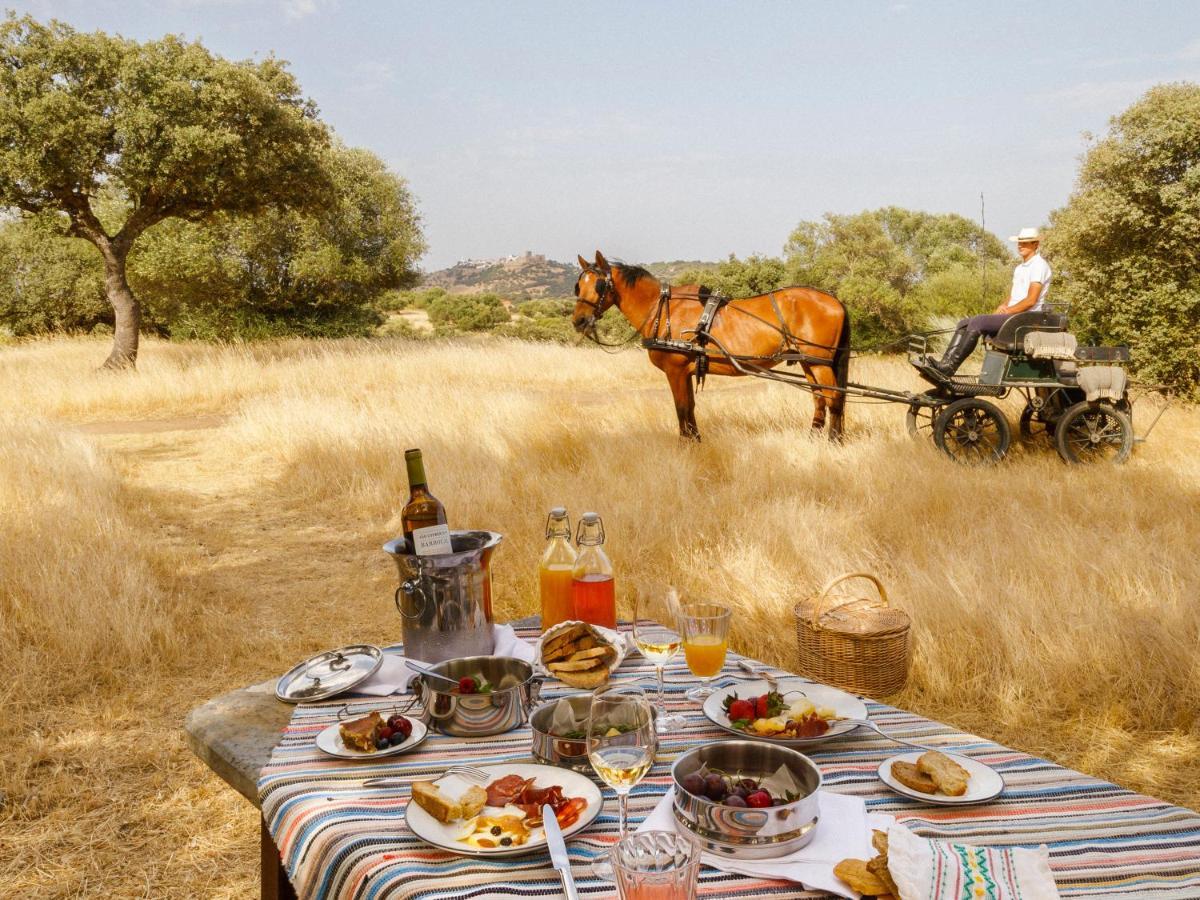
left=258, top=627, right=1200, bottom=899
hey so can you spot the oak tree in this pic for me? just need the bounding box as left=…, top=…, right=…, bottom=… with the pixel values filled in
left=0, top=15, right=329, bottom=366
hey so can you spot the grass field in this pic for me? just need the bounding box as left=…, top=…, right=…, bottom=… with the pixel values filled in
left=2, top=334, right=1198, bottom=898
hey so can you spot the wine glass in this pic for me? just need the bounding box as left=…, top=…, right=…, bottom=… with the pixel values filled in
left=632, top=588, right=687, bottom=734
left=587, top=684, right=657, bottom=882
left=677, top=601, right=731, bottom=703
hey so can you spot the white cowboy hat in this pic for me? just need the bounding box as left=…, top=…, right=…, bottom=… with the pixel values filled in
left=1008, top=227, right=1043, bottom=243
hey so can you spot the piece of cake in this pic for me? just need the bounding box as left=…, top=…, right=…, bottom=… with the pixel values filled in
left=338, top=711, right=384, bottom=752
left=411, top=781, right=489, bottom=824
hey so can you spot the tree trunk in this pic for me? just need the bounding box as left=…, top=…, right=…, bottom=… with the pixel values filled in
left=101, top=248, right=140, bottom=370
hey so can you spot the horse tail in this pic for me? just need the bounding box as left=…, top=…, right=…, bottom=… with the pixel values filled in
left=834, top=302, right=851, bottom=393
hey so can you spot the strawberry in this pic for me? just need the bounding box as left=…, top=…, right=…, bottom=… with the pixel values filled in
left=458, top=676, right=477, bottom=694
left=746, top=790, right=773, bottom=808
left=755, top=694, right=770, bottom=718
left=727, top=699, right=755, bottom=722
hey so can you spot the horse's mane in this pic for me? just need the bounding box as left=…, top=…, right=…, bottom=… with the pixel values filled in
left=613, top=262, right=655, bottom=288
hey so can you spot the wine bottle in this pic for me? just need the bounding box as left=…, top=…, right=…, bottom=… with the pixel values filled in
left=402, top=448, right=452, bottom=555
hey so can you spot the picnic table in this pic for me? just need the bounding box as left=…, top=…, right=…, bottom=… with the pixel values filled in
left=185, top=619, right=1200, bottom=899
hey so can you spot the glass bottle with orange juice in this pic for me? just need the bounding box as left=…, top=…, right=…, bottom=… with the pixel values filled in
left=571, top=512, right=616, bottom=629
left=539, top=507, right=576, bottom=631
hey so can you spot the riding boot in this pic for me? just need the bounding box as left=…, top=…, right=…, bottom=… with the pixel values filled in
left=932, top=328, right=980, bottom=376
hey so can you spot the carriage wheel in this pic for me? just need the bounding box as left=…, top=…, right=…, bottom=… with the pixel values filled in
left=1018, top=403, right=1055, bottom=443
left=933, top=398, right=1011, bottom=465
left=905, top=394, right=943, bottom=441
left=1054, top=402, right=1134, bottom=464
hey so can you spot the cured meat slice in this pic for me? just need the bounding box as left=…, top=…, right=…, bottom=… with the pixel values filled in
left=485, top=774, right=533, bottom=808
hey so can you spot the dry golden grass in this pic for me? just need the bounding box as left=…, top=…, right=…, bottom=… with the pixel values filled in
left=2, top=334, right=1198, bottom=897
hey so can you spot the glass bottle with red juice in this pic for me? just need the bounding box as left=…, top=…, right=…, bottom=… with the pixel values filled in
left=571, top=511, right=616, bottom=629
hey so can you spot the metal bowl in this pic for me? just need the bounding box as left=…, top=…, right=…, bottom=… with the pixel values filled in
left=671, top=740, right=822, bottom=859
left=411, top=656, right=542, bottom=737
left=529, top=694, right=658, bottom=772
left=529, top=693, right=592, bottom=772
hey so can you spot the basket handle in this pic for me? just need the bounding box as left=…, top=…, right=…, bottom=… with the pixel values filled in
left=809, top=572, right=888, bottom=628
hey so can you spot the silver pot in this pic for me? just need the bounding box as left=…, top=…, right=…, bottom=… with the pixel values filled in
left=530, top=693, right=659, bottom=772
left=383, top=530, right=501, bottom=664
left=411, top=655, right=543, bottom=737
left=671, top=740, right=822, bottom=859
left=530, top=693, right=591, bottom=771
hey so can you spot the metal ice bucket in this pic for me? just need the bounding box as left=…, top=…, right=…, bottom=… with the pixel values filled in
left=382, top=530, right=501, bottom=664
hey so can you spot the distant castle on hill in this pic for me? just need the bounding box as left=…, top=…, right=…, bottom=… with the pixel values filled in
left=456, top=250, right=547, bottom=270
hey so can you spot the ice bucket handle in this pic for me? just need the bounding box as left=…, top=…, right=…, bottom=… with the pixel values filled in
left=395, top=581, right=428, bottom=620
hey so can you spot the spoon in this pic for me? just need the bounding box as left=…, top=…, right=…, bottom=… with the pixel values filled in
left=403, top=659, right=460, bottom=687
left=735, top=659, right=779, bottom=691
left=837, top=718, right=937, bottom=753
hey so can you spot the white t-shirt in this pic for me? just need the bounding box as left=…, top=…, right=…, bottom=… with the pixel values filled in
left=1009, top=253, right=1052, bottom=310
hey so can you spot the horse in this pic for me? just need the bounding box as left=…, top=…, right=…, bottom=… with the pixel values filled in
left=572, top=250, right=851, bottom=441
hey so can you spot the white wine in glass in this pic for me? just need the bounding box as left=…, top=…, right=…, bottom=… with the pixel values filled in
left=587, top=684, right=657, bottom=882
left=633, top=589, right=686, bottom=733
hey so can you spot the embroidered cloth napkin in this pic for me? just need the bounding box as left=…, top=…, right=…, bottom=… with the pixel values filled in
left=638, top=787, right=895, bottom=899
left=887, top=824, right=1061, bottom=900
left=353, top=624, right=536, bottom=696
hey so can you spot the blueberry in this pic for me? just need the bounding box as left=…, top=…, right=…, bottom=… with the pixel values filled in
left=500, top=837, right=512, bottom=846
left=389, top=732, right=405, bottom=746
left=374, top=737, right=389, bottom=751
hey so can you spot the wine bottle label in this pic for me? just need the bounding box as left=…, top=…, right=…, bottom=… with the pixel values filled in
left=412, top=523, right=453, bottom=555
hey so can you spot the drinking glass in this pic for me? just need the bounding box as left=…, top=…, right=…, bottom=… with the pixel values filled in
left=588, top=684, right=657, bottom=881
left=677, top=601, right=731, bottom=703
left=632, top=589, right=687, bottom=734
left=612, top=830, right=700, bottom=900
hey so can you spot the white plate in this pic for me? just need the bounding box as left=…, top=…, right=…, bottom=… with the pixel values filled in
left=703, top=679, right=869, bottom=747
left=877, top=751, right=1005, bottom=805
left=315, top=717, right=428, bottom=760
left=405, top=762, right=603, bottom=858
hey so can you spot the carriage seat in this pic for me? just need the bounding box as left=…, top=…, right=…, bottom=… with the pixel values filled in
left=1076, top=366, right=1127, bottom=402
left=988, top=310, right=1068, bottom=352
left=1023, top=331, right=1078, bottom=359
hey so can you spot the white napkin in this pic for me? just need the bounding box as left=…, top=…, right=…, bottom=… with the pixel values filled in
left=353, top=624, right=537, bottom=697
left=638, top=788, right=895, bottom=900
left=887, top=824, right=1061, bottom=900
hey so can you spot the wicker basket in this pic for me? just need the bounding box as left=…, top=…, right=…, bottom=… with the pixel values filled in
left=793, top=572, right=910, bottom=697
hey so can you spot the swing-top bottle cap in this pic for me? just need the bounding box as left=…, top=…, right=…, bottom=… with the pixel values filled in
left=549, top=506, right=566, bottom=517
left=581, top=511, right=599, bottom=523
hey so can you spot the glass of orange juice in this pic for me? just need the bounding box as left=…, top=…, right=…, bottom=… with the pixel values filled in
left=677, top=601, right=731, bottom=702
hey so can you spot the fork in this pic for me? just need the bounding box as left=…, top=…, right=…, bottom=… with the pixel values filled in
left=363, top=764, right=490, bottom=789
left=839, top=719, right=938, bottom=753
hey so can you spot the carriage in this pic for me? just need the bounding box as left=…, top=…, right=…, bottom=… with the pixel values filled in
left=570, top=254, right=1163, bottom=465
left=901, top=308, right=1152, bottom=465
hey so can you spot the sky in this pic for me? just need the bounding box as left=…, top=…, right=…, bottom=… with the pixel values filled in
left=12, top=1, right=1200, bottom=269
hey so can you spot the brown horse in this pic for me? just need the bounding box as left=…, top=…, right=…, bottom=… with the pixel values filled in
left=572, top=251, right=851, bottom=440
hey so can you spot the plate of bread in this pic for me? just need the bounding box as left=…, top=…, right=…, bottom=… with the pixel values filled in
left=316, top=710, right=428, bottom=759
left=405, top=762, right=603, bottom=857
left=536, top=621, right=625, bottom=689
left=877, top=749, right=1004, bottom=805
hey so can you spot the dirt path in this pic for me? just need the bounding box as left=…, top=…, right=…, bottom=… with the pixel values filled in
left=11, top=422, right=398, bottom=898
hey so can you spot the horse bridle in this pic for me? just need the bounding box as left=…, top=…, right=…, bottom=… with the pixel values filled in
left=574, top=267, right=619, bottom=318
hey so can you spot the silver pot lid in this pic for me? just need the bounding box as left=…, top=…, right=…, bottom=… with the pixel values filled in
left=275, top=644, right=383, bottom=703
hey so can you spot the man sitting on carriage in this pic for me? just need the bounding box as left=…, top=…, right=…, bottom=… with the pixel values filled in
left=931, top=227, right=1053, bottom=376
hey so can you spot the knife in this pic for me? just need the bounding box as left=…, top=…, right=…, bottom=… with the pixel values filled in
left=542, top=804, right=580, bottom=900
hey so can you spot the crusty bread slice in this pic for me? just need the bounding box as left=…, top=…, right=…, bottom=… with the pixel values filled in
left=891, top=760, right=938, bottom=794
left=459, top=785, right=487, bottom=820
left=543, top=624, right=587, bottom=659
left=917, top=751, right=970, bottom=796
left=567, top=646, right=612, bottom=662
left=548, top=658, right=603, bottom=673
left=411, top=780, right=460, bottom=823
left=557, top=666, right=611, bottom=690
